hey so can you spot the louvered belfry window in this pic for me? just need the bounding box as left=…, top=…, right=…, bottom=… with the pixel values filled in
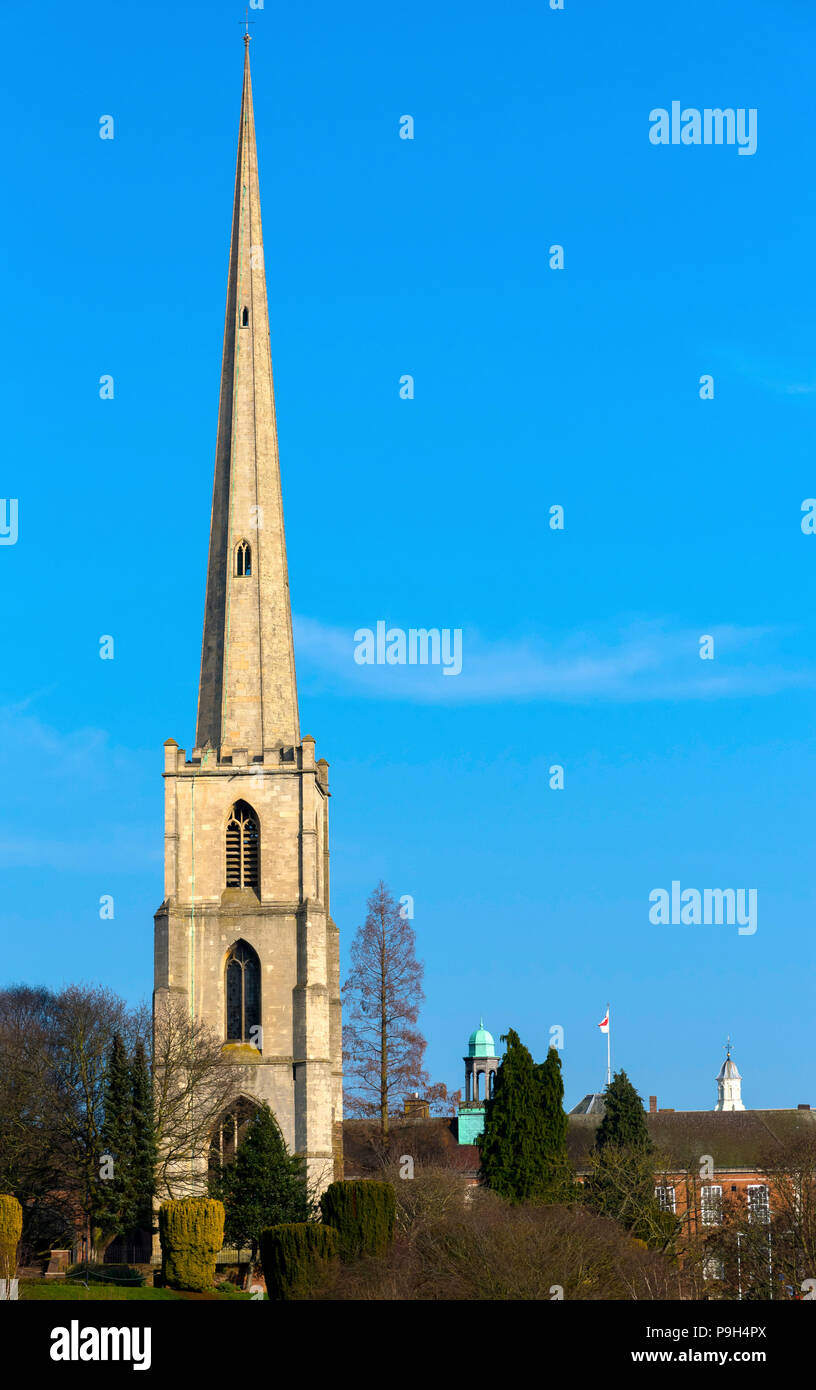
left=225, top=941, right=261, bottom=1043
left=226, top=800, right=259, bottom=889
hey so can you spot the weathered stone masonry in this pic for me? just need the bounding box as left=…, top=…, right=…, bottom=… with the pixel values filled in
left=153, top=37, right=342, bottom=1197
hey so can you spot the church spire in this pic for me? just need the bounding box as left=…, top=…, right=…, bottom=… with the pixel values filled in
left=195, top=36, right=300, bottom=755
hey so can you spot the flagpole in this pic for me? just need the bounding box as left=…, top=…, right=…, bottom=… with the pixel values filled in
left=598, top=1005, right=611, bottom=1090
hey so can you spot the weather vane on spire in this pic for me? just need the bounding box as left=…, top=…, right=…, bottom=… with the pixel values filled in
left=239, top=7, right=255, bottom=41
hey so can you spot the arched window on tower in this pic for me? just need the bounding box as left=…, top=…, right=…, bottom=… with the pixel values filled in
left=226, top=800, right=260, bottom=889
left=235, top=539, right=252, bottom=577
left=224, top=940, right=261, bottom=1043
left=242, top=305, right=249, bottom=327
left=208, top=1096, right=258, bottom=1180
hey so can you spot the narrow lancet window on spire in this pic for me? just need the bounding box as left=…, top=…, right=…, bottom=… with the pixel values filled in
left=235, top=540, right=252, bottom=577
left=242, top=305, right=249, bottom=326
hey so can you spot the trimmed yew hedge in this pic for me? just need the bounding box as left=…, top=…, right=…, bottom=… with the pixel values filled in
left=159, top=1197, right=224, bottom=1291
left=0, top=1195, right=22, bottom=1284
left=319, top=1180, right=395, bottom=1261
left=260, top=1222, right=338, bottom=1300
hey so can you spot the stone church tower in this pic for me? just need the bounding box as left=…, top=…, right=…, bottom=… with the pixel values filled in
left=153, top=36, right=342, bottom=1196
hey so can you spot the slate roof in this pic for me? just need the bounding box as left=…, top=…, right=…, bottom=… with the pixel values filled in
left=569, top=1093, right=606, bottom=1116
left=343, top=1109, right=816, bottom=1179
left=567, top=1109, right=816, bottom=1172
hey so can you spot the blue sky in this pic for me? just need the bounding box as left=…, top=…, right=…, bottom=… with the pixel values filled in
left=2, top=0, right=815, bottom=1112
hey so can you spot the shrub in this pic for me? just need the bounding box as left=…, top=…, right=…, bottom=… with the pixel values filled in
left=159, top=1197, right=224, bottom=1292
left=319, top=1180, right=395, bottom=1261
left=260, top=1223, right=338, bottom=1300
left=0, top=1195, right=22, bottom=1284
left=211, top=1102, right=310, bottom=1263
left=317, top=1186, right=683, bottom=1301
left=67, top=1262, right=144, bottom=1287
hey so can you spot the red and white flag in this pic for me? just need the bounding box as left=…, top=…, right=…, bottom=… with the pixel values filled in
left=598, top=1008, right=610, bottom=1034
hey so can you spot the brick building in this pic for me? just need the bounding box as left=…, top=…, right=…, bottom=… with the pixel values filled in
left=346, top=1043, right=815, bottom=1246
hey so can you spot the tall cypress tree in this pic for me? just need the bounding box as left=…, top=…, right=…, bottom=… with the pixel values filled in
left=130, top=1041, right=156, bottom=1235
left=478, top=1030, right=554, bottom=1203
left=537, top=1045, right=577, bottom=1201
left=211, top=1103, right=311, bottom=1265
left=95, top=1033, right=134, bottom=1243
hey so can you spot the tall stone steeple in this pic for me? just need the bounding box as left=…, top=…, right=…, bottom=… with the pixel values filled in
left=154, top=39, right=342, bottom=1206
left=196, top=34, right=299, bottom=756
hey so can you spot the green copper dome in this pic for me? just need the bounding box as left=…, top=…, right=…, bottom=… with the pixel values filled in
left=468, top=1019, right=495, bottom=1058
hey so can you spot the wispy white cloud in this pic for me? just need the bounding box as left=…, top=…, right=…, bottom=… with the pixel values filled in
left=293, top=616, right=816, bottom=705
left=0, top=702, right=157, bottom=873
left=722, top=349, right=816, bottom=396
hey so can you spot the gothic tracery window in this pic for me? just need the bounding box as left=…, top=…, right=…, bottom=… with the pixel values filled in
left=226, top=800, right=259, bottom=888
left=224, top=940, right=261, bottom=1043
left=209, top=1096, right=258, bottom=1179
left=235, top=539, right=251, bottom=577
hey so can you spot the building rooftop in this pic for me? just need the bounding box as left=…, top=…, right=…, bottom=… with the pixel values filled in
left=717, top=1056, right=742, bottom=1081
left=343, top=1105, right=816, bottom=1180
left=343, top=1117, right=480, bottom=1177
left=467, top=1020, right=496, bottom=1059
left=567, top=1108, right=816, bottom=1171
left=569, top=1093, right=607, bottom=1116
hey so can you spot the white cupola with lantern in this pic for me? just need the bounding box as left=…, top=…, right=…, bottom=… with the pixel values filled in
left=714, top=1039, right=745, bottom=1111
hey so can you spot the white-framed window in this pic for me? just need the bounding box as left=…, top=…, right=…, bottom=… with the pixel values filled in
left=655, top=1186, right=676, bottom=1214
left=701, top=1184, right=723, bottom=1226
left=747, top=1184, right=770, bottom=1224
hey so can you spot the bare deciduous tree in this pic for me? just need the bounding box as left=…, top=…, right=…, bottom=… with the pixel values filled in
left=424, top=1081, right=463, bottom=1117
left=151, top=996, right=242, bottom=1199
left=695, top=1137, right=816, bottom=1300
left=342, top=881, right=426, bottom=1139
left=0, top=986, right=62, bottom=1216
left=0, top=983, right=150, bottom=1258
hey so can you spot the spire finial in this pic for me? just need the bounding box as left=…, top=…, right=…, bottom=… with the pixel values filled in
left=240, top=7, right=254, bottom=42
left=724, top=1034, right=732, bottom=1058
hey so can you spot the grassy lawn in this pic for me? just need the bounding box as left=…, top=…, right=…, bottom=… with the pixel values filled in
left=19, top=1279, right=256, bottom=1301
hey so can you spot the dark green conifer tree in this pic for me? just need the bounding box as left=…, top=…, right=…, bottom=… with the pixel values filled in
left=583, top=1069, right=676, bottom=1250
left=212, top=1103, right=311, bottom=1265
left=95, top=1033, right=134, bottom=1244
left=477, top=1029, right=554, bottom=1203
left=130, top=1041, right=156, bottom=1235
left=594, top=1070, right=653, bottom=1152
left=537, top=1045, right=578, bottom=1202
